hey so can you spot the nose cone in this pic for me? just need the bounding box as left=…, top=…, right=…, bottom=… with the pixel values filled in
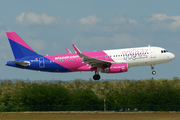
left=170, top=53, right=175, bottom=60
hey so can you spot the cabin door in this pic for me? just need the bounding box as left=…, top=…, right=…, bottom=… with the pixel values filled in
left=39, top=58, right=45, bottom=68
left=150, top=48, right=156, bottom=58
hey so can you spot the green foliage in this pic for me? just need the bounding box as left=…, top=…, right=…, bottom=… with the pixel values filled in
left=20, top=84, right=71, bottom=105
left=72, top=89, right=101, bottom=105
left=0, top=77, right=180, bottom=111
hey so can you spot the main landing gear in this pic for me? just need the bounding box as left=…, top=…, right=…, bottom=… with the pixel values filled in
left=93, top=70, right=101, bottom=80
left=93, top=74, right=101, bottom=80
left=151, top=65, right=156, bottom=75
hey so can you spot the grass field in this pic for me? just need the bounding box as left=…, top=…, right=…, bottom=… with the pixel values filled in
left=0, top=112, right=180, bottom=120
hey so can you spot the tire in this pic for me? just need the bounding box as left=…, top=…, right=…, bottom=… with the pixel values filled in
left=152, top=71, right=156, bottom=75
left=93, top=74, right=101, bottom=80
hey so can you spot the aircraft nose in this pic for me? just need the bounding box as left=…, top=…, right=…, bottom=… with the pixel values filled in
left=172, top=53, right=175, bottom=59
left=170, top=53, right=175, bottom=60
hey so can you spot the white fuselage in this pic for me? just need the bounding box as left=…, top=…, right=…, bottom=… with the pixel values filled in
left=104, top=46, right=175, bottom=68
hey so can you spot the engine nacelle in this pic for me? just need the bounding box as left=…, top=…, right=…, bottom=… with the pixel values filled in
left=102, top=63, right=128, bottom=73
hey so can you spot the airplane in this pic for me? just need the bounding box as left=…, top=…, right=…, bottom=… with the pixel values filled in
left=5, top=32, right=175, bottom=80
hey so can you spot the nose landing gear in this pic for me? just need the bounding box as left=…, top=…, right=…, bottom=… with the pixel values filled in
left=152, top=70, right=156, bottom=75
left=151, top=65, right=156, bottom=75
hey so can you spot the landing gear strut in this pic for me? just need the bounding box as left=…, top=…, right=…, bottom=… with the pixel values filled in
left=93, top=69, right=101, bottom=80
left=151, top=65, right=156, bottom=75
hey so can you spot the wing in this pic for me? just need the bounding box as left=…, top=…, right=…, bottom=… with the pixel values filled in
left=72, top=44, right=113, bottom=68
left=11, top=61, right=30, bottom=67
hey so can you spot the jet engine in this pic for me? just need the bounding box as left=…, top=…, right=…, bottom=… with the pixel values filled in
left=102, top=63, right=128, bottom=73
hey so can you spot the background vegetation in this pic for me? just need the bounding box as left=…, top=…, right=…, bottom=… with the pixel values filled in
left=0, top=77, right=180, bottom=111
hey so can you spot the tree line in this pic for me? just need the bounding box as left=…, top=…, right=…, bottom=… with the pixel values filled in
left=0, top=77, right=180, bottom=111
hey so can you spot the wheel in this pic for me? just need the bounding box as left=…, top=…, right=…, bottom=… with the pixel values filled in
left=93, top=75, right=96, bottom=80
left=93, top=74, right=101, bottom=80
left=152, top=71, right=156, bottom=75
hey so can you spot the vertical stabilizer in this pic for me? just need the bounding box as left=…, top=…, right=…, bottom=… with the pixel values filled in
left=6, top=32, right=38, bottom=59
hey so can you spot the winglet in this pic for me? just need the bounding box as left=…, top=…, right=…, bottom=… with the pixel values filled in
left=72, top=44, right=82, bottom=55
left=66, top=48, right=72, bottom=54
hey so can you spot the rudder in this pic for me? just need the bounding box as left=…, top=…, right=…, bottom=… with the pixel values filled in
left=6, top=32, right=38, bottom=59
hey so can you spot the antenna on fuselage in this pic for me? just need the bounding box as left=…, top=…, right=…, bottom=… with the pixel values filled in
left=148, top=45, right=151, bottom=47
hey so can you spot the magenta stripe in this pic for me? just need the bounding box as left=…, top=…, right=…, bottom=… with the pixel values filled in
left=44, top=51, right=114, bottom=71
left=83, top=51, right=114, bottom=62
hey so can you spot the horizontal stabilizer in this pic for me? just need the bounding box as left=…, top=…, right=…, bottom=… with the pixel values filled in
left=11, top=61, right=30, bottom=67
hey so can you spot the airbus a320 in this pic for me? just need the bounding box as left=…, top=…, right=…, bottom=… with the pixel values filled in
left=6, top=32, right=175, bottom=80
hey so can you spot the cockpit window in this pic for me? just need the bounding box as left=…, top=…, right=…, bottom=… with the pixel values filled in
left=161, top=50, right=168, bottom=53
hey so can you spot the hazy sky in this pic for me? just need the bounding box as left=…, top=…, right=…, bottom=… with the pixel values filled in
left=0, top=0, right=179, bottom=80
